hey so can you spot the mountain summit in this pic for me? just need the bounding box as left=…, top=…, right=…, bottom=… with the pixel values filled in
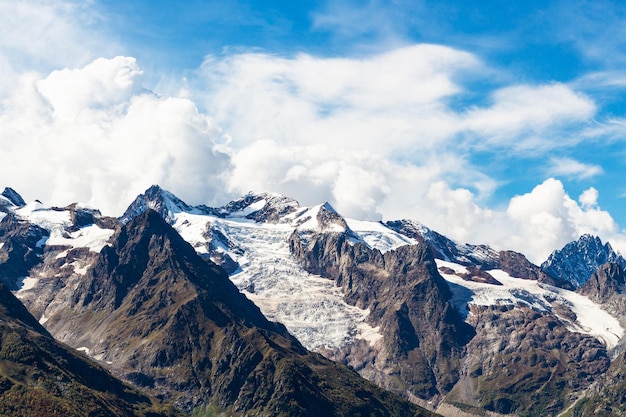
left=541, top=234, right=626, bottom=289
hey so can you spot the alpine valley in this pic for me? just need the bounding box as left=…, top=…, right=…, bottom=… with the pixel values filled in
left=1, top=184, right=626, bottom=417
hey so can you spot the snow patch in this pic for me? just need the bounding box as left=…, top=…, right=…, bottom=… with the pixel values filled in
left=172, top=213, right=212, bottom=254
left=71, top=262, right=89, bottom=275
left=15, top=277, right=38, bottom=298
left=16, top=203, right=72, bottom=229
left=171, top=214, right=382, bottom=352
left=230, top=199, right=267, bottom=217
left=346, top=219, right=416, bottom=253
left=437, top=259, right=624, bottom=349
left=76, top=347, right=90, bottom=355
left=47, top=224, right=114, bottom=252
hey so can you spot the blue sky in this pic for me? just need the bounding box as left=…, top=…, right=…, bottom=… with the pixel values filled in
left=1, top=0, right=626, bottom=262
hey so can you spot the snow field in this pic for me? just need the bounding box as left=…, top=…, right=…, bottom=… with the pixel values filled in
left=173, top=213, right=383, bottom=351
left=437, top=259, right=624, bottom=349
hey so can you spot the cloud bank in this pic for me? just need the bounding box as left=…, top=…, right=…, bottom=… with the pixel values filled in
left=0, top=56, right=230, bottom=214
left=0, top=44, right=622, bottom=263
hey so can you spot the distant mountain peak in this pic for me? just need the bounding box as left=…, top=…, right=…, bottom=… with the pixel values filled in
left=386, top=219, right=500, bottom=267
left=541, top=234, right=626, bottom=288
left=289, top=201, right=350, bottom=232
left=119, top=185, right=198, bottom=224
left=219, top=191, right=300, bottom=222
left=1, top=187, right=26, bottom=207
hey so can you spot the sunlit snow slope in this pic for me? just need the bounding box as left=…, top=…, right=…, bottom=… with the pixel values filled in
left=437, top=259, right=624, bottom=349
left=173, top=212, right=384, bottom=351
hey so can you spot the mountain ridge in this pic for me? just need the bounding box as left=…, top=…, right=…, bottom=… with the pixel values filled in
left=4, top=184, right=626, bottom=416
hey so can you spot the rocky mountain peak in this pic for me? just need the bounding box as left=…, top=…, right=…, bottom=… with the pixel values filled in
left=541, top=234, right=626, bottom=289
left=386, top=219, right=500, bottom=268
left=218, top=191, right=300, bottom=222
left=1, top=187, right=25, bottom=207
left=316, top=201, right=349, bottom=231
left=119, top=184, right=197, bottom=224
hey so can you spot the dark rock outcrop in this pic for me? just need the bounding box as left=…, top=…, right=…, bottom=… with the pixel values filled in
left=1, top=187, right=26, bottom=207
left=289, top=229, right=474, bottom=402
left=0, top=214, right=49, bottom=290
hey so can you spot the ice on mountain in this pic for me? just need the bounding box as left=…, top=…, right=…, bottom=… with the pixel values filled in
left=437, top=259, right=624, bottom=349
left=346, top=219, right=416, bottom=253
left=47, top=224, right=114, bottom=253
left=228, top=199, right=267, bottom=217
left=168, top=211, right=382, bottom=352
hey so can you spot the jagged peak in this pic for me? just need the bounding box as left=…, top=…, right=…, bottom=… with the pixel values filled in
left=386, top=218, right=500, bottom=267
left=541, top=234, right=626, bottom=289
left=119, top=185, right=198, bottom=224
left=219, top=191, right=300, bottom=223
left=1, top=187, right=26, bottom=207
left=288, top=201, right=349, bottom=233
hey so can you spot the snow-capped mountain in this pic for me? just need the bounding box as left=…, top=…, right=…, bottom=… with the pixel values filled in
left=3, top=184, right=626, bottom=416
left=541, top=234, right=626, bottom=289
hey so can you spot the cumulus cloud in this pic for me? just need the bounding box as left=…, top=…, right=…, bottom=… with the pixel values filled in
left=503, top=179, right=619, bottom=262
left=197, top=44, right=479, bottom=154
left=579, top=187, right=599, bottom=208
left=0, top=56, right=231, bottom=215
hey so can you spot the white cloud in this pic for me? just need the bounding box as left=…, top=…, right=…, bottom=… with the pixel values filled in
left=0, top=1, right=116, bottom=80
left=463, top=84, right=596, bottom=151
left=0, top=57, right=231, bottom=215
left=579, top=187, right=599, bottom=208
left=547, top=157, right=603, bottom=180
left=503, top=179, right=618, bottom=262
left=197, top=45, right=479, bottom=154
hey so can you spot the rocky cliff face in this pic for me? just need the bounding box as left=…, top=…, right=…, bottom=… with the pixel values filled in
left=542, top=234, right=626, bottom=289
left=289, top=227, right=615, bottom=416
left=579, top=262, right=626, bottom=304
left=568, top=349, right=626, bottom=417
left=0, top=214, right=49, bottom=290
left=289, top=229, right=474, bottom=403
left=446, top=304, right=609, bottom=416
left=386, top=219, right=557, bottom=285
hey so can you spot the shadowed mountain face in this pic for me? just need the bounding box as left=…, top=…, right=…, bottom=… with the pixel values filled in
left=289, top=230, right=475, bottom=402
left=42, top=209, right=434, bottom=416
left=0, top=214, right=49, bottom=290
left=0, top=282, right=181, bottom=417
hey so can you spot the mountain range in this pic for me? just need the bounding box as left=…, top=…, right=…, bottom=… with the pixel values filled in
left=1, top=184, right=626, bottom=416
